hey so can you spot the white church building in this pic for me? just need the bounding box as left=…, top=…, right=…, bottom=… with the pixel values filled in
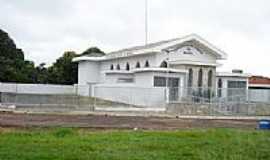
left=73, top=34, right=250, bottom=107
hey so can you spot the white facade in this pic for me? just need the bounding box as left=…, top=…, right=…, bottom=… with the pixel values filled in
left=216, top=72, right=250, bottom=100
left=73, top=34, right=248, bottom=106
left=78, top=61, right=100, bottom=85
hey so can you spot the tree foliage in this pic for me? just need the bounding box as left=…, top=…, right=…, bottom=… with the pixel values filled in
left=35, top=63, right=48, bottom=84
left=0, top=29, right=35, bottom=83
left=0, top=28, right=105, bottom=85
left=46, top=47, right=105, bottom=85
left=81, top=47, right=105, bottom=57
left=47, top=51, right=78, bottom=85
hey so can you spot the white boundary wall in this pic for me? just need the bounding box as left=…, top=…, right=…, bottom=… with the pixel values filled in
left=0, top=83, right=90, bottom=96
left=249, top=89, right=270, bottom=103
left=93, top=85, right=166, bottom=107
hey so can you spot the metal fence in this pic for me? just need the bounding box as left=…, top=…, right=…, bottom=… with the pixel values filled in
left=0, top=93, right=92, bottom=112
left=0, top=85, right=270, bottom=116
left=168, top=87, right=249, bottom=103
left=166, top=87, right=270, bottom=116
left=0, top=85, right=161, bottom=113
left=0, top=83, right=92, bottom=112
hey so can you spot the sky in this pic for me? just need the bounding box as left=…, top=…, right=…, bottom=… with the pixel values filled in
left=0, top=0, right=270, bottom=76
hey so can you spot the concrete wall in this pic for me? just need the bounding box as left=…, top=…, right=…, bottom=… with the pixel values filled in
left=75, top=84, right=91, bottom=97
left=93, top=85, right=166, bottom=107
left=134, top=72, right=154, bottom=87
left=92, top=72, right=186, bottom=107
left=105, top=73, right=134, bottom=84
left=92, top=71, right=186, bottom=106
left=0, top=83, right=90, bottom=96
left=166, top=102, right=270, bottom=116
left=249, top=89, right=270, bottom=103
left=78, top=61, right=100, bottom=85
left=0, top=83, right=76, bottom=95
left=1, top=92, right=95, bottom=112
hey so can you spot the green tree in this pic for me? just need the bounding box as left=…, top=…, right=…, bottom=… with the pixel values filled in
left=46, top=47, right=105, bottom=85
left=0, top=29, right=36, bottom=83
left=81, top=47, right=105, bottom=57
left=35, top=63, right=48, bottom=84
left=47, top=51, right=78, bottom=85
left=0, top=28, right=106, bottom=85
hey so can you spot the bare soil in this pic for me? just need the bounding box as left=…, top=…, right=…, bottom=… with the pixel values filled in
left=0, top=112, right=259, bottom=130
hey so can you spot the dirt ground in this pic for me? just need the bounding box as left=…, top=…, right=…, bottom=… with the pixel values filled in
left=0, top=112, right=259, bottom=130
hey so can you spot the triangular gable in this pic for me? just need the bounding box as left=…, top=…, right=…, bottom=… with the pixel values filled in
left=162, top=34, right=227, bottom=59
left=130, top=34, right=227, bottom=60
left=74, top=34, right=228, bottom=62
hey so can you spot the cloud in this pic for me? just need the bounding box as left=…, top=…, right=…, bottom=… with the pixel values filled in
left=0, top=0, right=269, bottom=76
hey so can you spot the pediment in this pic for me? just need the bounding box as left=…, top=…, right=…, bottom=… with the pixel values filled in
left=162, top=39, right=224, bottom=59
left=159, top=34, right=227, bottom=59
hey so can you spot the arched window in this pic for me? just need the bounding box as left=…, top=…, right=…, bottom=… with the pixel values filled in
left=188, top=68, right=193, bottom=87
left=110, top=64, right=114, bottom=70
left=136, top=62, right=141, bottom=68
left=208, top=70, right=213, bottom=87
left=116, top=64, right=120, bottom=70
left=198, top=69, right=203, bottom=87
left=160, top=61, right=168, bottom=68
left=126, top=63, right=130, bottom=71
left=218, top=78, right=222, bottom=88
left=145, top=60, right=150, bottom=67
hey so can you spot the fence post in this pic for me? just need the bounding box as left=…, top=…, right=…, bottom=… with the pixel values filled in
left=76, top=85, right=79, bottom=109
left=93, top=86, right=96, bottom=110
left=88, top=85, right=92, bottom=111
left=247, top=89, right=250, bottom=116
left=129, top=87, right=132, bottom=108
left=209, top=89, right=212, bottom=116
left=15, top=83, right=18, bottom=106
left=0, top=83, right=1, bottom=104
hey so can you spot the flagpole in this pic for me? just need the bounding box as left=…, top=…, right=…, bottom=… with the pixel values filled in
left=145, top=0, right=148, bottom=45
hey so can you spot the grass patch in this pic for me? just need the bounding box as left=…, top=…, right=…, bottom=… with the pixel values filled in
left=0, top=128, right=269, bottom=160
left=53, top=128, right=75, bottom=138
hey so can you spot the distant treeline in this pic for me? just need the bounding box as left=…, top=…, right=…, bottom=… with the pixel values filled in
left=0, top=29, right=105, bottom=85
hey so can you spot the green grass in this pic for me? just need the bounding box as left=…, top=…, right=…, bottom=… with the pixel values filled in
left=0, top=128, right=270, bottom=160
